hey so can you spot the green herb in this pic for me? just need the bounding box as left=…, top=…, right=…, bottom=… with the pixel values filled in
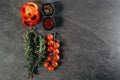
left=24, top=28, right=47, bottom=79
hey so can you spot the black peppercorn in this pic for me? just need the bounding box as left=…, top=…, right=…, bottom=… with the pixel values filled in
left=42, top=3, right=54, bottom=16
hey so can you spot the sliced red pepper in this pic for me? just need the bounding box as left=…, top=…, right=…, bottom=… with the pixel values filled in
left=20, top=2, right=41, bottom=27
left=27, top=2, right=38, bottom=10
left=22, top=18, right=34, bottom=27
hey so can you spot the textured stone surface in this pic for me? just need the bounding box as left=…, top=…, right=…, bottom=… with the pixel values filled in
left=0, top=0, right=120, bottom=80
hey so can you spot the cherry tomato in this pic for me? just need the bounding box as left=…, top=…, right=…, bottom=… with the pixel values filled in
left=53, top=54, right=60, bottom=61
left=46, top=34, right=53, bottom=41
left=53, top=49, right=60, bottom=55
left=47, top=41, right=54, bottom=47
left=44, top=62, right=49, bottom=68
left=53, top=42, right=60, bottom=49
left=47, top=56, right=53, bottom=62
left=47, top=47, right=54, bottom=53
left=52, top=61, right=58, bottom=68
left=48, top=65, right=54, bottom=71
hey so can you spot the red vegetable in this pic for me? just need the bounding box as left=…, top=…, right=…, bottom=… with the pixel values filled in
left=47, top=47, right=54, bottom=53
left=48, top=65, right=54, bottom=71
left=52, top=61, right=58, bottom=68
left=20, top=2, right=41, bottom=27
left=44, top=33, right=61, bottom=71
left=53, top=42, right=60, bottom=49
left=53, top=54, right=60, bottom=61
left=44, top=62, right=49, bottom=68
left=47, top=41, right=54, bottom=47
left=53, top=49, right=60, bottom=55
left=46, top=34, right=53, bottom=41
left=47, top=56, right=53, bottom=62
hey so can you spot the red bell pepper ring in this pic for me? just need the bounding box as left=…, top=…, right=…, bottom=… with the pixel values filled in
left=20, top=2, right=41, bottom=27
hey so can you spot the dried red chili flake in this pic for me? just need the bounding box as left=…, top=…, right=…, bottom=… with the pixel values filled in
left=43, top=17, right=54, bottom=30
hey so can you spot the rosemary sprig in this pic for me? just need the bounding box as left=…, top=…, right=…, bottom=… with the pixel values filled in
left=24, top=29, right=47, bottom=79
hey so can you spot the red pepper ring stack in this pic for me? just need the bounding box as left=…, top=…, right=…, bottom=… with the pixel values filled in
left=20, top=2, right=41, bottom=27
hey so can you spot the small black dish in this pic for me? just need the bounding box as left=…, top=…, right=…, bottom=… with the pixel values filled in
left=43, top=17, right=55, bottom=30
left=42, top=3, right=55, bottom=16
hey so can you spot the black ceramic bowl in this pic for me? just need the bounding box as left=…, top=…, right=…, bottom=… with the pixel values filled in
left=42, top=3, right=54, bottom=16
left=43, top=17, right=55, bottom=30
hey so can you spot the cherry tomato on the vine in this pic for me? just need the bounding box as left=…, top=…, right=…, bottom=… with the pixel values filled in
left=52, top=61, right=58, bottom=68
left=53, top=42, right=60, bottom=49
left=47, top=47, right=54, bottom=53
left=46, top=34, right=53, bottom=41
left=53, top=54, right=60, bottom=61
left=48, top=65, right=54, bottom=71
left=47, top=56, right=53, bottom=62
left=53, top=49, right=60, bottom=55
left=47, top=41, right=54, bottom=47
left=44, top=62, right=49, bottom=68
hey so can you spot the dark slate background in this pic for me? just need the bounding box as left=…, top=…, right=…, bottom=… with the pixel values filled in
left=0, top=0, right=120, bottom=80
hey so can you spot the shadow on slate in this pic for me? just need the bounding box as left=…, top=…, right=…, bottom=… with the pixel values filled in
left=56, top=32, right=64, bottom=68
left=54, top=16, right=63, bottom=28
left=53, top=1, right=63, bottom=14
left=52, top=1, right=64, bottom=28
